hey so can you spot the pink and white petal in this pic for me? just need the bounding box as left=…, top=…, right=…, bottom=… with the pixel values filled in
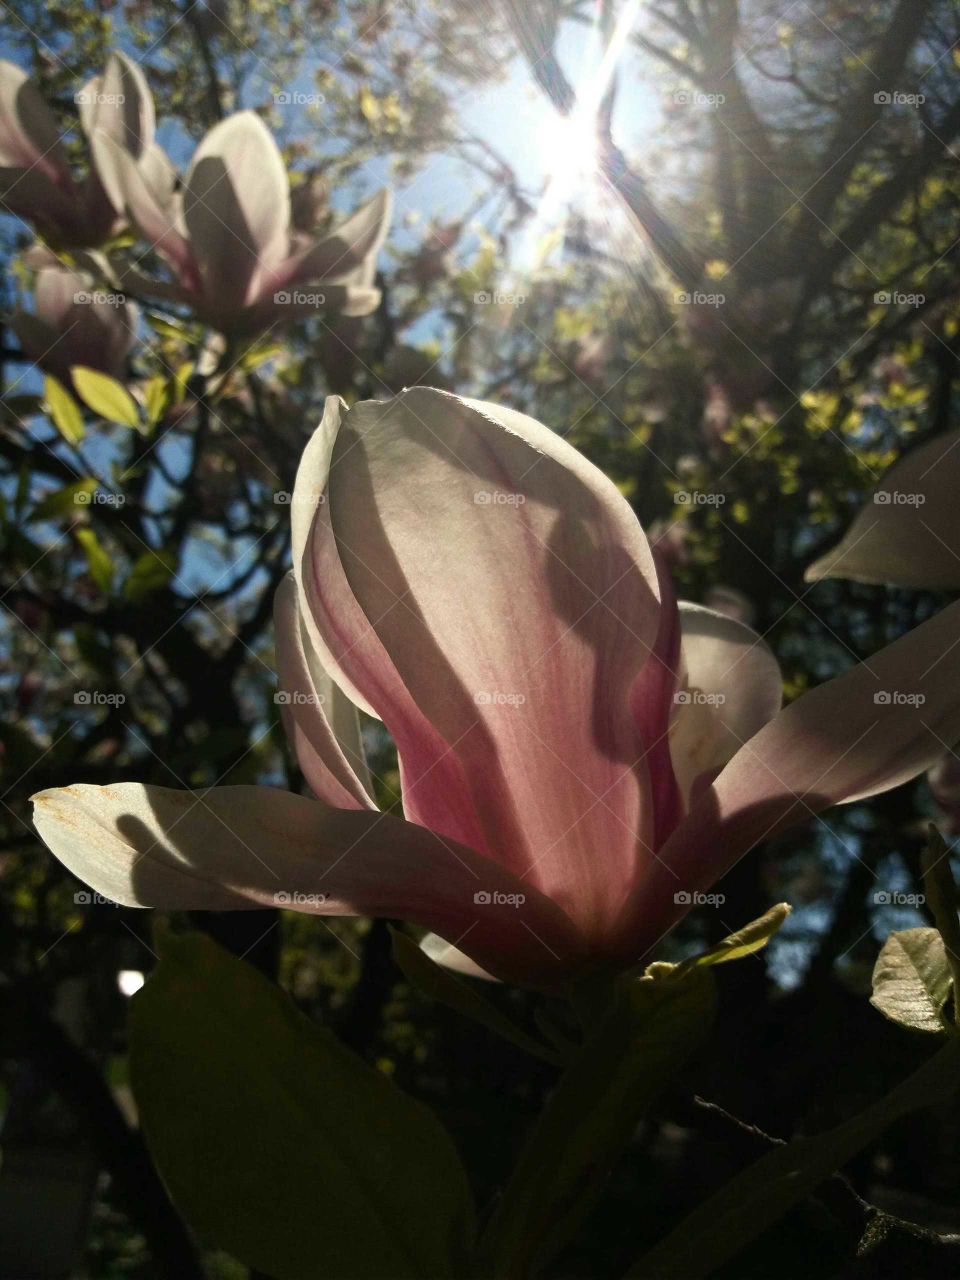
left=34, top=267, right=88, bottom=327
left=137, top=143, right=177, bottom=208
left=0, top=61, right=70, bottom=182
left=87, top=52, right=155, bottom=157
left=668, top=603, right=782, bottom=807
left=629, top=551, right=682, bottom=851
left=91, top=131, right=194, bottom=279
left=31, top=783, right=585, bottom=985
left=303, top=388, right=663, bottom=950
left=181, top=112, right=289, bottom=308
left=420, top=932, right=496, bottom=980
left=264, top=188, right=391, bottom=295
left=273, top=572, right=375, bottom=810
left=634, top=598, right=960, bottom=950
left=236, top=284, right=381, bottom=337
left=805, top=431, right=960, bottom=589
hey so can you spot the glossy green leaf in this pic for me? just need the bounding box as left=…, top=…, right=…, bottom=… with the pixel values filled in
left=627, top=1036, right=960, bottom=1280
left=390, top=928, right=559, bottom=1064
left=481, top=965, right=716, bottom=1277
left=871, top=927, right=952, bottom=1034
left=75, top=527, right=114, bottom=592
left=72, top=366, right=140, bottom=428
left=124, top=548, right=176, bottom=602
left=44, top=375, right=84, bottom=444
left=130, top=930, right=476, bottom=1280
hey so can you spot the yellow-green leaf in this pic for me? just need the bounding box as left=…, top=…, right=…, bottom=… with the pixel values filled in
left=44, top=375, right=84, bottom=445
left=871, top=927, right=953, bottom=1034
left=124, top=548, right=176, bottom=602
left=143, top=376, right=168, bottom=427
left=75, top=527, right=114, bottom=592
left=32, top=477, right=98, bottom=521
left=683, top=903, right=792, bottom=971
left=72, top=367, right=140, bottom=428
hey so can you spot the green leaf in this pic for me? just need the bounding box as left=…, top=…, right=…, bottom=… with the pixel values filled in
left=238, top=341, right=283, bottom=371
left=123, top=548, right=176, bottom=602
left=31, top=477, right=98, bottom=521
left=870, top=927, right=952, bottom=1034
left=75, top=527, right=114, bottom=592
left=681, top=902, right=792, bottom=971
left=390, top=928, right=559, bottom=1065
left=480, top=965, right=716, bottom=1277
left=43, top=375, right=84, bottom=444
left=142, top=375, right=168, bottom=427
left=71, top=366, right=140, bottom=428
left=130, top=930, right=476, bottom=1280
left=626, top=1036, right=960, bottom=1280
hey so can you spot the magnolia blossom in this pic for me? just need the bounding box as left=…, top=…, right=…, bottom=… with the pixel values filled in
left=32, top=391, right=960, bottom=985
left=93, top=111, right=391, bottom=336
left=806, top=430, right=960, bottom=589
left=0, top=52, right=158, bottom=248
left=13, top=265, right=137, bottom=384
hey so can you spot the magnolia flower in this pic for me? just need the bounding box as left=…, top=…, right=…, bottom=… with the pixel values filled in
left=0, top=52, right=158, bottom=248
left=13, top=265, right=138, bottom=385
left=92, top=111, right=391, bottom=336
left=806, top=430, right=960, bottom=588
left=32, top=391, right=960, bottom=985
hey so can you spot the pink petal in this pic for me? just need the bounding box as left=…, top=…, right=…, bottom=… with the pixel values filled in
left=298, top=389, right=664, bottom=952
left=634, top=598, right=960, bottom=951
left=0, top=60, right=70, bottom=184
left=80, top=52, right=155, bottom=159
left=263, top=188, right=391, bottom=296
left=668, top=603, right=782, bottom=806
left=31, top=783, right=586, bottom=985
left=806, top=430, right=960, bottom=589
left=91, top=131, right=195, bottom=281
left=181, top=112, right=290, bottom=309
left=273, top=573, right=375, bottom=810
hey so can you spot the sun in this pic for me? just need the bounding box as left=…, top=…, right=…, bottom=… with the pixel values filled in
left=537, top=108, right=602, bottom=195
